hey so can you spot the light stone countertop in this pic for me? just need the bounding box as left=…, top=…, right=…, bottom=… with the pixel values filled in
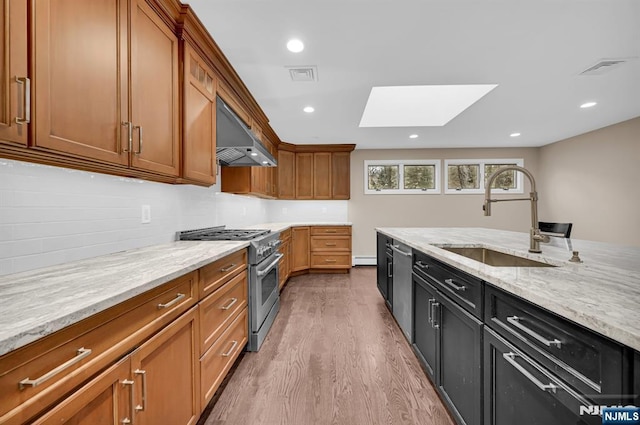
left=0, top=241, right=248, bottom=356
left=246, top=222, right=352, bottom=233
left=376, top=227, right=640, bottom=352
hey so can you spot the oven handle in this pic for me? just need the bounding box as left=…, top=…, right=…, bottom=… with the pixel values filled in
left=257, top=254, right=283, bottom=277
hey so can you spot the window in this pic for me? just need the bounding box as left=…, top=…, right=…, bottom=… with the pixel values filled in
left=365, top=160, right=441, bottom=194
left=444, top=159, right=524, bottom=194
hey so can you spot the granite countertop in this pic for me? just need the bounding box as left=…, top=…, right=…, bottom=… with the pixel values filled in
left=376, top=227, right=640, bottom=352
left=0, top=241, right=248, bottom=356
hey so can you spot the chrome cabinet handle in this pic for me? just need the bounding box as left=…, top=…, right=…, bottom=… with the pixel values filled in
left=15, top=77, right=31, bottom=124
left=444, top=278, right=466, bottom=292
left=220, top=263, right=237, bottom=272
left=325, top=230, right=337, bottom=233
left=221, top=340, right=238, bottom=357
left=387, top=262, right=392, bottom=278
left=19, top=347, right=92, bottom=390
left=157, top=293, right=185, bottom=309
left=430, top=301, right=440, bottom=329
left=325, top=242, right=337, bottom=246
left=134, top=126, right=143, bottom=155
left=220, top=297, right=238, bottom=310
left=391, top=245, right=411, bottom=257
left=257, top=253, right=283, bottom=277
left=122, top=379, right=135, bottom=425
left=134, top=369, right=147, bottom=411
left=325, top=259, right=337, bottom=263
left=503, top=352, right=558, bottom=393
left=427, top=298, right=435, bottom=324
left=415, top=260, right=429, bottom=270
left=506, top=316, right=562, bottom=348
left=121, top=122, right=133, bottom=152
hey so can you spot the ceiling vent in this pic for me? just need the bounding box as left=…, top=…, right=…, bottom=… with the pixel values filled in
left=579, top=58, right=635, bottom=76
left=286, top=66, right=318, bottom=82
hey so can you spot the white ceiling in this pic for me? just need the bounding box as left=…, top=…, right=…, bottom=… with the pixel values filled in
left=187, top=0, right=640, bottom=150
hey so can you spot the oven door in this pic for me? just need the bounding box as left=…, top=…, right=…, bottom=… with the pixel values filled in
left=250, top=252, right=282, bottom=332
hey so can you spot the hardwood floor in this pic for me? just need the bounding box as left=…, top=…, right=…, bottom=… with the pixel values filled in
left=201, top=267, right=454, bottom=425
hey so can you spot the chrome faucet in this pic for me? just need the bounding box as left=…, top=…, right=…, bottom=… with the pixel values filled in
left=483, top=165, right=548, bottom=253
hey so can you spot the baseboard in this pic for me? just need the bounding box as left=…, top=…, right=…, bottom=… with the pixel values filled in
left=353, top=256, right=376, bottom=266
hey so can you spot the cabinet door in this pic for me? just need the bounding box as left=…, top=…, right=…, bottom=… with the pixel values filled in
left=313, top=152, right=332, bottom=199
left=331, top=152, right=350, bottom=199
left=131, top=308, right=199, bottom=425
left=291, top=226, right=310, bottom=272
left=130, top=0, right=179, bottom=176
left=484, top=328, right=596, bottom=425
left=277, top=150, right=295, bottom=199
left=182, top=43, right=216, bottom=185
left=0, top=0, right=28, bottom=145
left=295, top=152, right=313, bottom=199
left=413, top=273, right=438, bottom=381
left=31, top=357, right=132, bottom=425
left=32, top=0, right=129, bottom=165
left=438, top=292, right=482, bottom=425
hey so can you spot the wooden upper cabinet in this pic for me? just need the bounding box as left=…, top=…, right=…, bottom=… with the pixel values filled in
left=182, top=43, right=217, bottom=185
left=32, top=0, right=129, bottom=165
left=331, top=151, right=351, bottom=199
left=278, top=149, right=295, bottom=199
left=313, top=152, right=332, bottom=199
left=0, top=0, right=28, bottom=146
left=130, top=0, right=180, bottom=176
left=295, top=152, right=313, bottom=199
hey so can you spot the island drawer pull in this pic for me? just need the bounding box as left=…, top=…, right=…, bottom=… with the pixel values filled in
left=503, top=352, right=558, bottom=393
left=220, top=297, right=238, bottom=310
left=507, top=316, right=562, bottom=348
left=430, top=301, right=440, bottom=329
left=444, top=278, right=466, bottom=292
left=221, top=340, right=239, bottom=357
left=415, top=261, right=429, bottom=270
left=19, top=347, right=92, bottom=390
left=157, top=293, right=185, bottom=309
left=220, top=263, right=237, bottom=272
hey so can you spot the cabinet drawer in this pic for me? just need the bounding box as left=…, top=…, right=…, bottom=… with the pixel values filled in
left=310, top=236, right=351, bottom=251
left=200, top=308, right=248, bottom=406
left=199, top=270, right=248, bottom=355
left=199, top=249, right=247, bottom=298
left=310, top=226, right=351, bottom=235
left=413, top=250, right=483, bottom=319
left=0, top=272, right=197, bottom=425
left=485, top=285, right=625, bottom=399
left=311, top=253, right=352, bottom=268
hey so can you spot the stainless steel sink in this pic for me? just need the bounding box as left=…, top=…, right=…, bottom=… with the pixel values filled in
left=442, top=247, right=556, bottom=267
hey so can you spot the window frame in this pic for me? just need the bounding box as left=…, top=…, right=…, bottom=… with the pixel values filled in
left=444, top=158, right=524, bottom=194
left=364, top=159, right=441, bottom=195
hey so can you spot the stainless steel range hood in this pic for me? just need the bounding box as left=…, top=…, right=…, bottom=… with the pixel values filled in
left=216, top=97, right=277, bottom=167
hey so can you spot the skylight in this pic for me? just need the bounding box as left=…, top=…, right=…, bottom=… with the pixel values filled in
left=359, top=84, right=498, bottom=127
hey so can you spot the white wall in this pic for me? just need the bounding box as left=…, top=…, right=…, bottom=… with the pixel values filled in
left=0, top=158, right=349, bottom=276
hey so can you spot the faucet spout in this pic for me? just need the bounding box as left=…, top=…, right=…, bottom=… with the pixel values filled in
left=484, top=165, right=543, bottom=253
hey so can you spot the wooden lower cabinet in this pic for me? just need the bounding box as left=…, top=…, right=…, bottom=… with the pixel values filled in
left=278, top=228, right=291, bottom=290
left=291, top=226, right=310, bottom=272
left=31, top=357, right=132, bottom=425
left=130, top=307, right=200, bottom=425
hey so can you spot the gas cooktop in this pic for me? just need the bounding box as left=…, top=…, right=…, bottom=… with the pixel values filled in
left=176, top=226, right=271, bottom=241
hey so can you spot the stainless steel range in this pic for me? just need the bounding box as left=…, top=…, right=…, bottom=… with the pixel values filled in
left=177, top=226, right=281, bottom=351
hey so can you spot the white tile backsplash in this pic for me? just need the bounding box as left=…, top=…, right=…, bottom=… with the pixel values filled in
left=0, top=159, right=349, bottom=276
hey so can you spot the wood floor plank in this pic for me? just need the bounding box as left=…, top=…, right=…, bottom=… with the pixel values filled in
left=201, top=267, right=455, bottom=425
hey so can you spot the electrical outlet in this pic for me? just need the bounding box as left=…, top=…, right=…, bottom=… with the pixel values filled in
left=141, top=205, right=151, bottom=224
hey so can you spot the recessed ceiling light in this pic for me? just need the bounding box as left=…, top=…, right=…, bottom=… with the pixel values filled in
left=303, top=106, right=315, bottom=113
left=250, top=152, right=258, bottom=157
left=409, top=134, right=419, bottom=139
left=359, top=84, right=498, bottom=127
left=580, top=101, right=597, bottom=109
left=510, top=132, right=521, bottom=137
left=286, top=39, right=304, bottom=53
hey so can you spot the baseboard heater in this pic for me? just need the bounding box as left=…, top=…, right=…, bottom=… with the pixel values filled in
left=353, top=256, right=376, bottom=266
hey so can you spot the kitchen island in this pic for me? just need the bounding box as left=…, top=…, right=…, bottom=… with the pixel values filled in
left=376, top=227, right=639, bottom=425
